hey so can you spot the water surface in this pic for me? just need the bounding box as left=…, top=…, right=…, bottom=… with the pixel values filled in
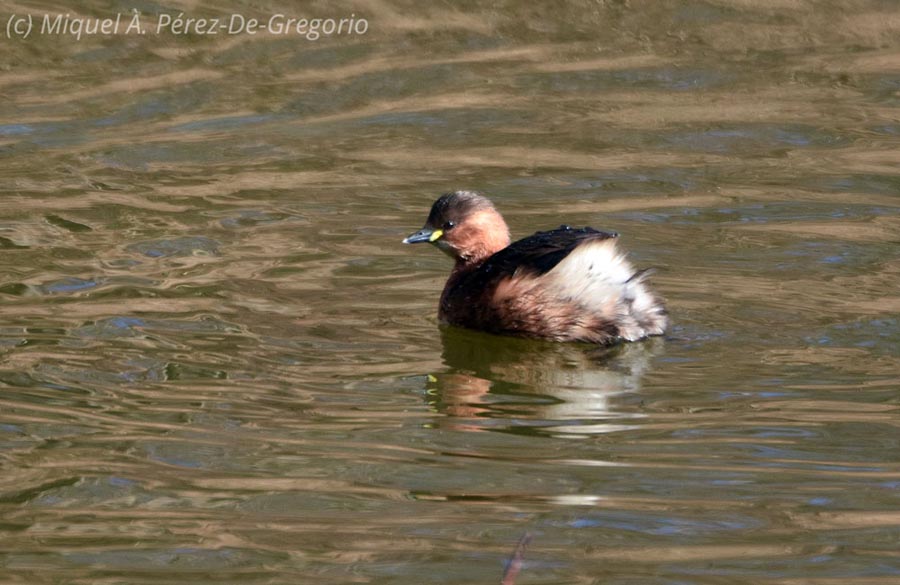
left=1, top=1, right=899, bottom=583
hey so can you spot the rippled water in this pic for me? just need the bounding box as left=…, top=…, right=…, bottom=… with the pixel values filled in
left=2, top=1, right=899, bottom=583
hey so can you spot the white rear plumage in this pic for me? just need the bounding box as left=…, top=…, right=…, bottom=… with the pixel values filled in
left=545, top=238, right=667, bottom=341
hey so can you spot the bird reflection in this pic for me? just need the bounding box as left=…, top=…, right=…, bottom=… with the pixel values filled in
left=424, top=327, right=662, bottom=435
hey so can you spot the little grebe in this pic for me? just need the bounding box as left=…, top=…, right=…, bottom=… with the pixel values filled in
left=403, top=191, right=668, bottom=344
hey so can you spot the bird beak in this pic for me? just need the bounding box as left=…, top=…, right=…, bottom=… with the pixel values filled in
left=402, top=227, right=443, bottom=244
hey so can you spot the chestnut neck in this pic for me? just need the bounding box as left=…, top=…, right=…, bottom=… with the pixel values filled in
left=449, top=210, right=510, bottom=270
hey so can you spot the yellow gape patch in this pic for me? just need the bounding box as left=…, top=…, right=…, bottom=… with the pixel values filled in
left=428, top=229, right=443, bottom=242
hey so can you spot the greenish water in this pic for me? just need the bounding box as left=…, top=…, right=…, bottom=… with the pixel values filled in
left=1, top=1, right=899, bottom=583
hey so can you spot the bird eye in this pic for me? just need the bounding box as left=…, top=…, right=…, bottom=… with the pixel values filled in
left=443, top=220, right=456, bottom=230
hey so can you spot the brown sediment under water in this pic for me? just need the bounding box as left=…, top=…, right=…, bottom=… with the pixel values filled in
left=1, top=1, right=899, bottom=583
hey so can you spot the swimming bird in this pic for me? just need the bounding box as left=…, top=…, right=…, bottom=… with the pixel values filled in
left=403, top=191, right=667, bottom=344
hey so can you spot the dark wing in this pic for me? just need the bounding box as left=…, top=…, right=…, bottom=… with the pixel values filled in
left=478, top=225, right=618, bottom=280
left=441, top=225, right=619, bottom=334
left=445, top=226, right=619, bottom=305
